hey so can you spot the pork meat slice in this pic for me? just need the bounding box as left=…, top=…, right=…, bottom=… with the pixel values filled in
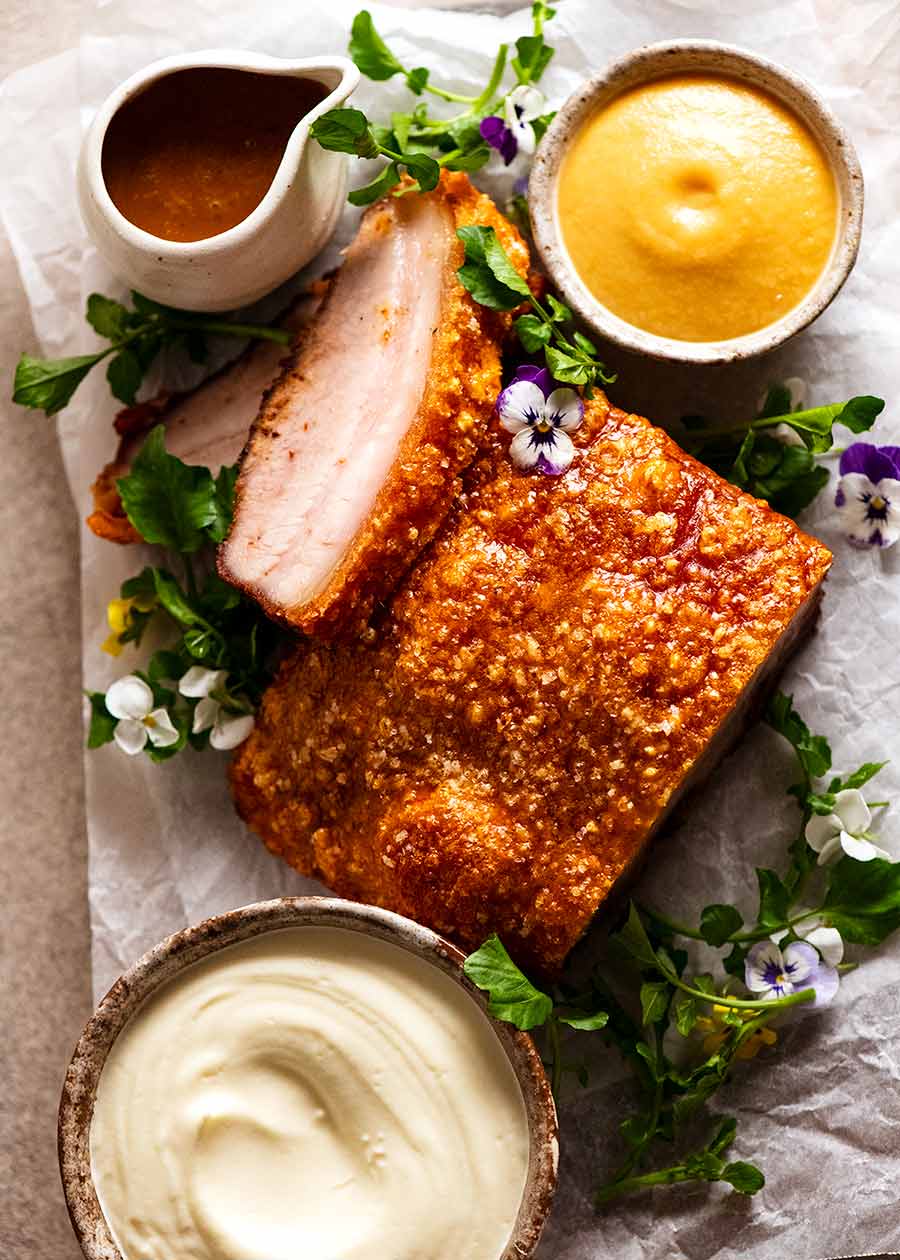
left=87, top=295, right=319, bottom=544
left=218, top=171, right=527, bottom=636
left=230, top=396, right=832, bottom=976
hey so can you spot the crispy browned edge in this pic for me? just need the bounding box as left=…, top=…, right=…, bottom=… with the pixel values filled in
left=216, top=171, right=529, bottom=638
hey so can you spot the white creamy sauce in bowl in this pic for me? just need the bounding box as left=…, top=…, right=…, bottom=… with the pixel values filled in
left=89, top=926, right=530, bottom=1260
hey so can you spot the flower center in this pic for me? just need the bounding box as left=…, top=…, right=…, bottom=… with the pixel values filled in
left=863, top=491, right=890, bottom=520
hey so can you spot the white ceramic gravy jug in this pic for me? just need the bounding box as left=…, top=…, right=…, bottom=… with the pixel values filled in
left=77, top=50, right=360, bottom=312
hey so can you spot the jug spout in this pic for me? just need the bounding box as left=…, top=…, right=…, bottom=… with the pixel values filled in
left=77, top=51, right=361, bottom=312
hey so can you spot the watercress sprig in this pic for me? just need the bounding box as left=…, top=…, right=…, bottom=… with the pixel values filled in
left=464, top=934, right=608, bottom=1096
left=465, top=693, right=899, bottom=1204
left=13, top=290, right=289, bottom=417
left=680, top=386, right=884, bottom=516
left=311, top=5, right=558, bottom=204
left=455, top=224, right=615, bottom=394
left=87, top=427, right=289, bottom=760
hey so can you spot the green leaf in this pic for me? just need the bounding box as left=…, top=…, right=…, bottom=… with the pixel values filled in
left=674, top=992, right=701, bottom=1036
left=349, top=10, right=405, bottom=81
left=463, top=934, right=554, bottom=1030
left=699, top=903, right=743, bottom=947
left=573, top=331, right=597, bottom=356
left=559, top=1010, right=609, bottom=1031
left=823, top=857, right=900, bottom=945
left=207, top=464, right=238, bottom=543
left=620, top=1114, right=650, bottom=1147
left=613, top=904, right=660, bottom=971
left=512, top=32, right=554, bottom=83
left=684, top=1150, right=724, bottom=1180
left=547, top=295, right=573, bottom=323
left=456, top=225, right=529, bottom=311
left=406, top=66, right=429, bottom=95
left=198, top=572, right=242, bottom=616
left=544, top=345, right=592, bottom=386
left=757, top=383, right=794, bottom=419
left=841, top=761, right=888, bottom=791
left=640, top=980, right=670, bottom=1026
left=757, top=395, right=884, bottom=454
left=708, top=1115, right=738, bottom=1156
left=86, top=692, right=116, bottom=748
left=310, top=108, right=379, bottom=158
left=756, top=868, right=790, bottom=930
left=120, top=566, right=157, bottom=601
left=106, top=348, right=143, bottom=405
left=835, top=395, right=885, bottom=434
left=442, top=145, right=491, bottom=173
left=12, top=350, right=106, bottom=416
left=634, top=1041, right=660, bottom=1080
left=766, top=692, right=832, bottom=781
left=348, top=161, right=402, bottom=206
left=514, top=313, right=552, bottom=352
left=723, top=942, right=748, bottom=978
left=86, top=293, right=129, bottom=341
left=673, top=1074, right=722, bottom=1127
left=147, top=649, right=186, bottom=684
left=766, top=465, right=830, bottom=519
left=403, top=151, right=440, bottom=192
left=117, top=426, right=217, bottom=552
left=151, top=569, right=210, bottom=631
left=722, top=1161, right=765, bottom=1194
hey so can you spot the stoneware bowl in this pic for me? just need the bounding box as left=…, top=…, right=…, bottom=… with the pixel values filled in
left=77, top=51, right=360, bottom=312
left=529, top=40, right=864, bottom=366
left=59, top=897, right=559, bottom=1260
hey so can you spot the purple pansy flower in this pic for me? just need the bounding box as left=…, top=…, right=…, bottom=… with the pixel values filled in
left=745, top=939, right=839, bottom=1009
left=834, top=442, right=900, bottom=548
left=480, top=86, right=545, bottom=166
left=496, top=364, right=584, bottom=475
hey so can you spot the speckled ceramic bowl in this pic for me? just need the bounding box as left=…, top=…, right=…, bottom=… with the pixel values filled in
left=58, top=897, right=558, bottom=1260
left=529, top=39, right=864, bottom=366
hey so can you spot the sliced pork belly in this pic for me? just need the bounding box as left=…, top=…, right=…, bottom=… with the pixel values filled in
left=218, top=171, right=527, bottom=636
left=86, top=296, right=319, bottom=544
left=231, top=397, right=832, bottom=975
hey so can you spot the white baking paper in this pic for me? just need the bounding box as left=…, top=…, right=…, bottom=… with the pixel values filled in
left=2, top=1, right=900, bottom=1256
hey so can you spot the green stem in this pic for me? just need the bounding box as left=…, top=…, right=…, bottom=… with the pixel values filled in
left=670, top=974, right=814, bottom=1013
left=168, top=318, right=290, bottom=346
left=597, top=1164, right=699, bottom=1204
left=472, top=44, right=509, bottom=111
left=422, top=82, right=477, bottom=104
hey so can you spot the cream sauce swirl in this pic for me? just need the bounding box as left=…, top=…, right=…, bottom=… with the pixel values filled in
left=90, top=926, right=530, bottom=1260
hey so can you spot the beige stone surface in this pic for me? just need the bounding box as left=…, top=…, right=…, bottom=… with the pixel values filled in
left=1, top=8, right=95, bottom=1258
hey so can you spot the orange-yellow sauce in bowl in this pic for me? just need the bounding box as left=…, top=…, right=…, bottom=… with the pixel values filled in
left=557, top=73, right=839, bottom=342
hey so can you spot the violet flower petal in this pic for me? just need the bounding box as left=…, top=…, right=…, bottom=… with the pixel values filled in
left=839, top=442, right=899, bottom=483
left=508, top=364, right=554, bottom=398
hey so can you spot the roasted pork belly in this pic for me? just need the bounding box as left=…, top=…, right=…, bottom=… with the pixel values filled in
left=230, top=397, right=832, bottom=974
left=218, top=172, right=527, bottom=635
left=86, top=296, right=319, bottom=544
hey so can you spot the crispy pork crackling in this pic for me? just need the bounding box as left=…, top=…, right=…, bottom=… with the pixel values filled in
left=230, top=398, right=832, bottom=974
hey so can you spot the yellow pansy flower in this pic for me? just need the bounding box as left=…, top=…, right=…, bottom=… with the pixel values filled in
left=101, top=595, right=155, bottom=657
left=696, top=1005, right=777, bottom=1061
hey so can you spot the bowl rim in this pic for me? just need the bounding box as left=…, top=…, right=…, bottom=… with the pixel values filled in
left=528, top=38, right=864, bottom=366
left=57, top=896, right=559, bottom=1260
left=79, top=50, right=360, bottom=258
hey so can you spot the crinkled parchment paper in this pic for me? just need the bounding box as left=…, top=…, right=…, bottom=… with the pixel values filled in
left=3, top=1, right=900, bottom=1255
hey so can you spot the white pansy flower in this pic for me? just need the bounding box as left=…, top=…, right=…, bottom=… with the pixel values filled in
left=771, top=910, right=843, bottom=968
left=805, top=789, right=892, bottom=865
left=503, top=85, right=546, bottom=157
left=105, top=675, right=179, bottom=756
left=179, top=666, right=255, bottom=751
